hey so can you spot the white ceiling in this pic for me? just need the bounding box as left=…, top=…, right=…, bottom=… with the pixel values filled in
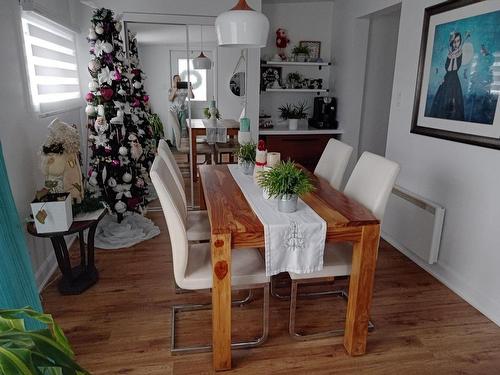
left=127, top=23, right=217, bottom=46
left=263, top=0, right=334, bottom=4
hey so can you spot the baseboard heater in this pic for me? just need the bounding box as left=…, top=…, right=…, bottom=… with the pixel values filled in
left=381, top=185, right=445, bottom=264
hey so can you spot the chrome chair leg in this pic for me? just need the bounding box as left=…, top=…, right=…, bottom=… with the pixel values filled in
left=289, top=280, right=374, bottom=341
left=174, top=283, right=254, bottom=306
left=171, top=284, right=269, bottom=354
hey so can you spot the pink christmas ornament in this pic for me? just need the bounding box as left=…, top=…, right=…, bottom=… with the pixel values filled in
left=85, top=92, right=94, bottom=102
left=143, top=95, right=149, bottom=102
left=111, top=160, right=120, bottom=167
left=131, top=98, right=141, bottom=107
left=112, top=70, right=122, bottom=80
left=100, top=87, right=114, bottom=101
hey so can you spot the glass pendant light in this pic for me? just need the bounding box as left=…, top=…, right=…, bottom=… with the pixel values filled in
left=215, top=0, right=269, bottom=48
left=193, top=25, right=212, bottom=70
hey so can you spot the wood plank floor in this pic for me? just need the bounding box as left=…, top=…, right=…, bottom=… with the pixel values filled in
left=40, top=162, right=500, bottom=374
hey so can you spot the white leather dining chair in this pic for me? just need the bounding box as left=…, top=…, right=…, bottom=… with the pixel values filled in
left=156, top=140, right=210, bottom=242
left=314, top=138, right=354, bottom=190
left=288, top=151, right=400, bottom=340
left=150, top=156, right=270, bottom=353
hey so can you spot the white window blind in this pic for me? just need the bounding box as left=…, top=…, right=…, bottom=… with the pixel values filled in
left=21, top=12, right=81, bottom=114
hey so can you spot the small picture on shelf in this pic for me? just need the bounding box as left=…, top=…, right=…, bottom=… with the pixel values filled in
left=299, top=41, right=321, bottom=61
left=261, top=66, right=282, bottom=91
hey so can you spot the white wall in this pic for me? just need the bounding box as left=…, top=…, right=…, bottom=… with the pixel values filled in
left=260, top=1, right=334, bottom=122
left=385, top=0, right=500, bottom=326
left=333, top=0, right=500, bottom=326
left=0, top=0, right=92, bottom=288
left=358, top=8, right=400, bottom=157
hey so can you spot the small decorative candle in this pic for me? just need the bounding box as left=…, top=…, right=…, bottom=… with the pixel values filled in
left=266, top=152, right=281, bottom=168
left=240, top=117, right=250, bottom=132
left=209, top=99, right=216, bottom=109
left=253, top=140, right=267, bottom=183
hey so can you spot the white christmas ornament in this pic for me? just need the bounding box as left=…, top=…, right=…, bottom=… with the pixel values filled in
left=102, top=166, right=107, bottom=183
left=88, top=80, right=99, bottom=91
left=114, top=200, right=127, bottom=214
left=88, top=171, right=98, bottom=186
left=94, top=117, right=109, bottom=133
left=85, top=104, right=96, bottom=116
left=95, top=23, right=104, bottom=35
left=93, top=40, right=106, bottom=57
left=114, top=184, right=132, bottom=199
left=103, top=42, right=113, bottom=54
left=88, top=59, right=100, bottom=73
left=108, top=177, right=117, bottom=188
left=133, top=81, right=142, bottom=89
left=97, top=104, right=105, bottom=116
left=115, top=21, right=122, bottom=32
left=117, top=87, right=126, bottom=96
left=88, top=28, right=97, bottom=40
left=122, top=172, right=132, bottom=183
left=119, top=146, right=128, bottom=156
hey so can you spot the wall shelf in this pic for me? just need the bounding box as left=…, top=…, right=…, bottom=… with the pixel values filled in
left=262, top=61, right=332, bottom=70
left=264, top=88, right=328, bottom=94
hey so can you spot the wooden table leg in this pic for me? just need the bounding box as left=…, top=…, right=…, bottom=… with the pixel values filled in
left=211, top=232, right=232, bottom=371
left=344, top=224, right=380, bottom=355
left=191, top=128, right=198, bottom=182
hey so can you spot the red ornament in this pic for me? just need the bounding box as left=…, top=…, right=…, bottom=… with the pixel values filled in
left=257, top=139, right=266, bottom=151
left=143, top=95, right=149, bottom=102
left=100, top=87, right=114, bottom=101
left=131, top=68, right=141, bottom=76
left=275, top=28, right=290, bottom=60
left=85, top=92, right=94, bottom=102
left=132, top=98, right=141, bottom=107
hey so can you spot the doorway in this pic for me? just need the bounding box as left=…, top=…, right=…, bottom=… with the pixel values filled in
left=358, top=5, right=401, bottom=157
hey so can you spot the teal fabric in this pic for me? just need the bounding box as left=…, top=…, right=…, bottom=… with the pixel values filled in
left=0, top=141, right=43, bottom=322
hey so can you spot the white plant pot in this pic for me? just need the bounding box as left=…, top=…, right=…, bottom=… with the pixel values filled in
left=278, top=194, right=298, bottom=213
left=295, top=54, right=307, bottom=62
left=288, top=119, right=299, bottom=130
left=240, top=161, right=255, bottom=175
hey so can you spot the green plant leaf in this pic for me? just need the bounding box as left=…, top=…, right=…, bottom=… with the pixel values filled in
left=0, top=346, right=38, bottom=375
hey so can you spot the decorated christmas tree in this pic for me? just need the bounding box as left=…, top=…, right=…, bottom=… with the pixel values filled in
left=84, top=8, right=155, bottom=220
left=126, top=31, right=156, bottom=181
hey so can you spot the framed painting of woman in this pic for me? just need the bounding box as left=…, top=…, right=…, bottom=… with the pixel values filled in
left=411, top=0, right=500, bottom=149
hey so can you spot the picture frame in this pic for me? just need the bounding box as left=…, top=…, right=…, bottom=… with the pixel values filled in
left=411, top=0, right=500, bottom=149
left=260, top=66, right=282, bottom=91
left=299, top=41, right=321, bottom=60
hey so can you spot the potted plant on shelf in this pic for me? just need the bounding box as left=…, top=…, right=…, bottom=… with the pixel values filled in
left=258, top=160, right=315, bottom=213
left=235, top=142, right=256, bottom=175
left=0, top=307, right=89, bottom=374
left=292, top=45, right=310, bottom=62
left=278, top=102, right=309, bottom=130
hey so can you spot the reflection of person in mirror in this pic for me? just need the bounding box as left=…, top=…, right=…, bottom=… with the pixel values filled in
left=429, top=32, right=465, bottom=121
left=168, top=74, right=194, bottom=136
left=168, top=74, right=194, bottom=108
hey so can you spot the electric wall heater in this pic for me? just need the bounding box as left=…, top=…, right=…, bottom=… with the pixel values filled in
left=382, top=185, right=445, bottom=264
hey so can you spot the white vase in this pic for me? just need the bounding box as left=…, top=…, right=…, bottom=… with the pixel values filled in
left=288, top=119, right=299, bottom=130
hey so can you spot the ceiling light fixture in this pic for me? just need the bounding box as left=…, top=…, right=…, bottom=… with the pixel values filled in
left=193, top=25, right=212, bottom=70
left=215, top=0, right=269, bottom=48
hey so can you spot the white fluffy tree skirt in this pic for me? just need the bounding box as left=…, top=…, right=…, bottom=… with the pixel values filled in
left=94, top=213, right=160, bottom=249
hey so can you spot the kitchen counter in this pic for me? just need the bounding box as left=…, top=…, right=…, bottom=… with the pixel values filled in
left=259, top=124, right=344, bottom=135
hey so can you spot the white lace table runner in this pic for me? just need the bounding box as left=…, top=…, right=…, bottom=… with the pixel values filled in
left=228, top=164, right=326, bottom=276
left=203, top=119, right=227, bottom=144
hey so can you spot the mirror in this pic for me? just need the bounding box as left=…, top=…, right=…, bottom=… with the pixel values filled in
left=229, top=72, right=245, bottom=97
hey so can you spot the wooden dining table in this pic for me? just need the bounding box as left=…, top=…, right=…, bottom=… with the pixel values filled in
left=188, top=118, right=240, bottom=182
left=199, top=164, right=381, bottom=371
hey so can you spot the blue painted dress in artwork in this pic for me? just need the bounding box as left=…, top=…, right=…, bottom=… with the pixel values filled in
left=429, top=49, right=465, bottom=121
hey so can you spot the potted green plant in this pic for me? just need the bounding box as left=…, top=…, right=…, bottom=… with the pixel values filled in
left=0, top=307, right=89, bottom=374
left=203, top=107, right=220, bottom=120
left=291, top=45, right=310, bottom=62
left=258, top=160, right=315, bottom=213
left=235, top=142, right=256, bottom=175
left=278, top=102, right=309, bottom=130
left=148, top=113, right=164, bottom=141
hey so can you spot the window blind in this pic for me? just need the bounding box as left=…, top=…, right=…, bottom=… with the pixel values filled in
left=21, top=12, right=81, bottom=113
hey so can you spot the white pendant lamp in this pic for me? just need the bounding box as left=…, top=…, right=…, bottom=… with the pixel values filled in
left=193, top=25, right=212, bottom=70
left=215, top=0, right=269, bottom=48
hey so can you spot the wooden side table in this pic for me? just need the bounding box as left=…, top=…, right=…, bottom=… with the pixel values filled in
left=27, top=209, right=107, bottom=295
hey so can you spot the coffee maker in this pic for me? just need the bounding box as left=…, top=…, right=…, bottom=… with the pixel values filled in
left=308, top=96, right=338, bottom=129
